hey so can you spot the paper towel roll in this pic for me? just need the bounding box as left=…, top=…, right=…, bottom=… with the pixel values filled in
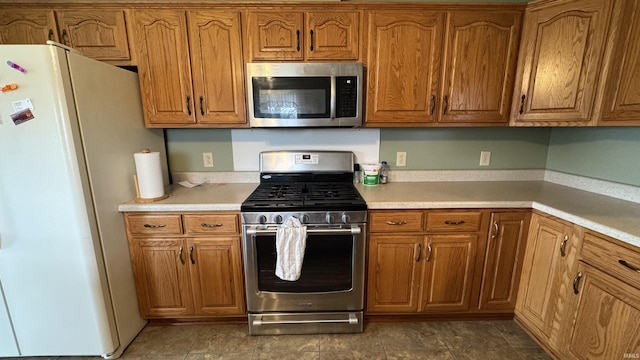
left=134, top=151, right=165, bottom=199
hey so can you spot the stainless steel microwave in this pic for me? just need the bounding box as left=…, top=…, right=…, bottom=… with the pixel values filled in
left=246, top=62, right=363, bottom=128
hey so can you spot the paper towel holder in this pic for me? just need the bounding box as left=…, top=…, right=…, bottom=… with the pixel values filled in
left=134, top=148, right=169, bottom=203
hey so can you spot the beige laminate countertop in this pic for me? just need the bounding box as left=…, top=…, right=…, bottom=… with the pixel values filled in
left=118, top=181, right=640, bottom=248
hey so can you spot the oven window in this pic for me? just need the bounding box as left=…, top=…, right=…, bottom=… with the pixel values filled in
left=252, top=77, right=331, bottom=119
left=255, top=234, right=353, bottom=292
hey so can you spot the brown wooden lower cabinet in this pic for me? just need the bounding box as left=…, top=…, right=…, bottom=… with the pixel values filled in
left=125, top=212, right=246, bottom=319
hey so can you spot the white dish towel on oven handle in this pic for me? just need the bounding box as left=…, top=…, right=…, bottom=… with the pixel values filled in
left=275, top=216, right=307, bottom=281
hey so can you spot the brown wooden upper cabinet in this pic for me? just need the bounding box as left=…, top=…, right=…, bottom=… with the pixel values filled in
left=0, top=9, right=133, bottom=64
left=365, top=9, right=522, bottom=126
left=133, top=10, right=247, bottom=128
left=510, top=0, right=613, bottom=126
left=594, top=0, right=640, bottom=125
left=245, top=10, right=360, bottom=61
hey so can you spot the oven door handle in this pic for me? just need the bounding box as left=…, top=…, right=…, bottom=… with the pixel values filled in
left=246, top=225, right=361, bottom=236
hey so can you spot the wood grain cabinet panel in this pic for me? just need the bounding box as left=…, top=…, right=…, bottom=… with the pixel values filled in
left=55, top=10, right=131, bottom=61
left=510, top=0, right=613, bottom=126
left=566, top=263, right=640, bottom=360
left=134, top=10, right=246, bottom=128
left=596, top=0, right=640, bottom=125
left=516, top=213, right=582, bottom=354
left=0, top=9, right=57, bottom=44
left=369, top=211, right=424, bottom=233
left=130, top=238, right=194, bottom=317
left=246, top=10, right=359, bottom=61
left=479, top=211, right=530, bottom=311
left=439, top=11, right=522, bottom=124
left=365, top=11, right=445, bottom=125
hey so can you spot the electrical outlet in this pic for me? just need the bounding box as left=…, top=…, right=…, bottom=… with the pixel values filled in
left=396, top=152, right=407, bottom=167
left=203, top=152, right=214, bottom=168
left=479, top=151, right=491, bottom=166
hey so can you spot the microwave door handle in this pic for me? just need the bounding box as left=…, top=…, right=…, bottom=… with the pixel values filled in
left=330, top=76, right=337, bottom=119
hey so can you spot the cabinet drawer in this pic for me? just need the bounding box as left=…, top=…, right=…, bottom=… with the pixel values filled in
left=126, top=214, right=183, bottom=235
left=425, top=211, right=483, bottom=232
left=369, top=211, right=424, bottom=232
left=581, top=232, right=640, bottom=289
left=183, top=214, right=239, bottom=235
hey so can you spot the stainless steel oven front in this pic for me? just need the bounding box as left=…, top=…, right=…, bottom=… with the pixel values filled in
left=241, top=212, right=366, bottom=335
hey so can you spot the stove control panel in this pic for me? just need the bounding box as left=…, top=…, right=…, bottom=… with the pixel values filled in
left=242, top=211, right=366, bottom=225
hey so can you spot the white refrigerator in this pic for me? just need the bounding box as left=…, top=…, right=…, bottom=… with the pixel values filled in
left=0, top=44, right=168, bottom=358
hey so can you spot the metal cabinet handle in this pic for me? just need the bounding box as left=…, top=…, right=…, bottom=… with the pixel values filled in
left=519, top=95, right=525, bottom=114
left=309, top=29, right=314, bottom=51
left=61, top=29, right=68, bottom=45
left=199, top=96, right=204, bottom=116
left=296, top=30, right=300, bottom=51
left=178, top=246, right=185, bottom=265
left=143, top=223, right=166, bottom=229
left=573, top=271, right=583, bottom=294
left=186, top=96, right=192, bottom=115
left=201, top=223, right=223, bottom=228
left=619, top=259, right=640, bottom=273
left=415, top=243, right=421, bottom=262
left=430, top=95, right=436, bottom=115
left=48, top=29, right=54, bottom=40
left=189, top=246, right=195, bottom=264
left=386, top=220, right=407, bottom=226
left=444, top=220, right=465, bottom=225
left=443, top=95, right=449, bottom=115
left=560, top=235, right=569, bottom=257
left=426, top=243, right=433, bottom=262
left=491, top=221, right=499, bottom=240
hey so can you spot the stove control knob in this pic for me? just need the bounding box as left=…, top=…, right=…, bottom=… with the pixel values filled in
left=325, top=212, right=335, bottom=224
left=302, top=215, right=309, bottom=224
left=341, top=213, right=351, bottom=224
left=274, top=215, right=283, bottom=224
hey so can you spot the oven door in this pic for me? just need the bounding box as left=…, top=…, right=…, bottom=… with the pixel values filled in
left=243, top=224, right=365, bottom=313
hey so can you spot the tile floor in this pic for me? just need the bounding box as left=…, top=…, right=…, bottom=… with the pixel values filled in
left=9, top=320, right=552, bottom=360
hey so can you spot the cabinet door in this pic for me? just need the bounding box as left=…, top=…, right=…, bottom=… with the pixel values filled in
left=134, top=10, right=195, bottom=126
left=130, top=238, right=194, bottom=317
left=247, top=11, right=304, bottom=61
left=55, top=10, right=131, bottom=61
left=188, top=11, right=247, bottom=126
left=597, top=0, right=640, bottom=125
left=365, top=11, right=445, bottom=125
left=567, top=263, right=640, bottom=360
left=439, top=11, right=522, bottom=124
left=0, top=9, right=58, bottom=44
left=367, top=235, right=423, bottom=313
left=188, top=237, right=245, bottom=316
left=479, top=211, right=530, bottom=311
left=306, top=11, right=359, bottom=60
left=511, top=0, right=612, bottom=126
left=516, top=214, right=579, bottom=349
left=421, top=234, right=478, bottom=312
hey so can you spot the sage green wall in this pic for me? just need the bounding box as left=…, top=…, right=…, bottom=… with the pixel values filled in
left=379, top=128, right=551, bottom=170
left=546, top=127, right=640, bottom=187
left=166, top=129, right=234, bottom=172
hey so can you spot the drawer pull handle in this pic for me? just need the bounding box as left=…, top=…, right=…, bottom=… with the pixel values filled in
left=415, top=243, right=421, bottom=262
left=560, top=235, right=569, bottom=257
left=386, top=220, right=407, bottom=226
left=201, top=223, right=223, bottom=228
left=189, top=246, right=195, bottom=264
left=426, top=243, right=433, bottom=262
left=619, top=259, right=640, bottom=273
left=143, top=223, right=166, bottom=229
left=491, top=221, right=499, bottom=239
left=444, top=220, right=465, bottom=225
left=178, top=246, right=185, bottom=265
left=573, top=271, right=583, bottom=294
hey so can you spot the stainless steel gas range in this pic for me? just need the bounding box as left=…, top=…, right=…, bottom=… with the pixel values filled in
left=241, top=151, right=367, bottom=335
